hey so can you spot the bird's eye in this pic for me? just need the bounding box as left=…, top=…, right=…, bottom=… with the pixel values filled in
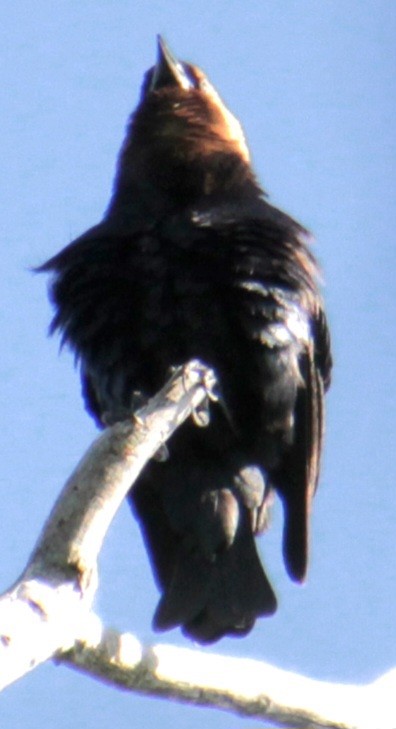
left=198, top=78, right=211, bottom=93
left=197, top=77, right=218, bottom=99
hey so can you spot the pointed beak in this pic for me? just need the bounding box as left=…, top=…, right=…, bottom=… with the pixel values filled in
left=150, top=36, right=194, bottom=91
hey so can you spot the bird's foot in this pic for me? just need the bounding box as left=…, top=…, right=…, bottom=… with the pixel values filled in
left=187, top=361, right=219, bottom=427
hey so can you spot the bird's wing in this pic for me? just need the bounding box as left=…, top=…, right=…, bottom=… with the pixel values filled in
left=191, top=206, right=331, bottom=582
left=272, top=301, right=331, bottom=582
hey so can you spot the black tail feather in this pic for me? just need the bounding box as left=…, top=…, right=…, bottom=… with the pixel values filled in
left=130, top=447, right=277, bottom=644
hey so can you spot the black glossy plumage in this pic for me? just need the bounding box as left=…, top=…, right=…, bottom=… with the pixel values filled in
left=39, top=38, right=332, bottom=643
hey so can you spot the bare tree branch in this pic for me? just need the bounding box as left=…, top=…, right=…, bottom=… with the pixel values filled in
left=0, top=359, right=395, bottom=729
left=0, top=361, right=214, bottom=690
left=63, top=630, right=396, bottom=729
left=28, top=359, right=216, bottom=586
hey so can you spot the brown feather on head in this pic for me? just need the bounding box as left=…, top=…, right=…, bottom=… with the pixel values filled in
left=124, top=36, right=251, bottom=188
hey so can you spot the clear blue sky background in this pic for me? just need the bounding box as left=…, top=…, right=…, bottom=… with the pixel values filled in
left=1, top=2, right=395, bottom=727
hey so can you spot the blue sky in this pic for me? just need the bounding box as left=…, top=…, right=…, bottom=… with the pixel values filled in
left=1, top=3, right=395, bottom=728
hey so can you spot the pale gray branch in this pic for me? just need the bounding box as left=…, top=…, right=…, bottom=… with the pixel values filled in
left=0, top=359, right=395, bottom=729
left=63, top=626, right=396, bottom=729
left=0, top=361, right=214, bottom=690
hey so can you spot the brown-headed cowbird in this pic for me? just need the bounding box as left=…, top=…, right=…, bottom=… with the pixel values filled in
left=39, top=37, right=332, bottom=643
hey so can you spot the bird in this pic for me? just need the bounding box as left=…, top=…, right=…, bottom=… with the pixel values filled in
left=39, top=37, right=332, bottom=644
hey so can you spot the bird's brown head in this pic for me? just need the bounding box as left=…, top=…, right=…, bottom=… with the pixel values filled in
left=110, top=37, right=259, bottom=211
left=140, top=36, right=250, bottom=164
